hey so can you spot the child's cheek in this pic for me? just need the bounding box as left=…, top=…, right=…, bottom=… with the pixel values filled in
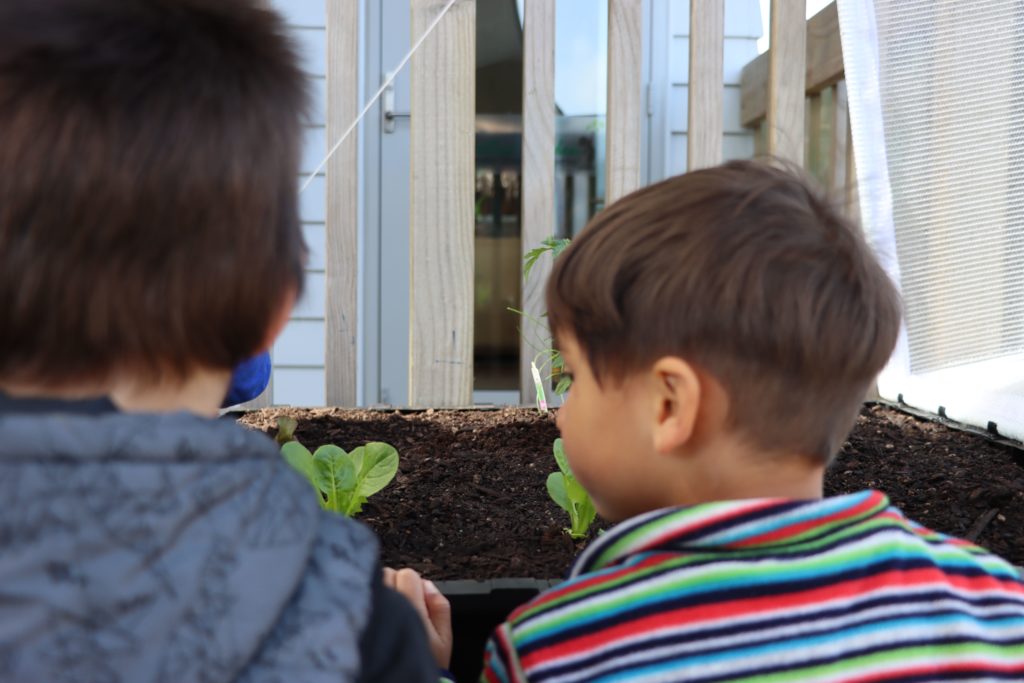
left=555, top=398, right=569, bottom=433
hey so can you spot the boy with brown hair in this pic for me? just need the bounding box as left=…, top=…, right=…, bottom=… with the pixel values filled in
left=396, top=160, right=1024, bottom=681
left=0, top=1, right=438, bottom=680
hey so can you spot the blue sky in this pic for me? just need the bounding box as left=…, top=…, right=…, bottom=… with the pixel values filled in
left=759, top=0, right=835, bottom=52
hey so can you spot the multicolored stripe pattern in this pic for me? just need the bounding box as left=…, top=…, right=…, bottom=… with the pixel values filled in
left=481, top=490, right=1024, bottom=682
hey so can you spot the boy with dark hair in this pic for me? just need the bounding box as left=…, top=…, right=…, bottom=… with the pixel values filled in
left=0, top=1, right=437, bottom=680
left=397, top=160, right=1024, bottom=681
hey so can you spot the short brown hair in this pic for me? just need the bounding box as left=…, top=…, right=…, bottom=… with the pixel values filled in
left=547, top=160, right=901, bottom=462
left=0, top=0, right=307, bottom=386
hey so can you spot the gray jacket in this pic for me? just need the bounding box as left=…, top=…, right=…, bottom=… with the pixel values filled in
left=0, top=401, right=434, bottom=683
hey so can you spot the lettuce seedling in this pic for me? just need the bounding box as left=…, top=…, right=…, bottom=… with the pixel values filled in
left=275, top=416, right=298, bottom=446
left=281, top=439, right=399, bottom=517
left=546, top=438, right=596, bottom=539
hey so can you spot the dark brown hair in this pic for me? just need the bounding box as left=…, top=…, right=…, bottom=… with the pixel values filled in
left=547, top=160, right=902, bottom=462
left=0, top=0, right=307, bottom=386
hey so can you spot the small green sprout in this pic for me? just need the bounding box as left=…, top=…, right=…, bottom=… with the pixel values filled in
left=512, top=235, right=575, bottom=401
left=275, top=418, right=399, bottom=517
left=545, top=438, right=596, bottom=539
left=275, top=416, right=298, bottom=446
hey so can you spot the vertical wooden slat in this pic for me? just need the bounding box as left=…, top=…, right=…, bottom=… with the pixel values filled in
left=767, top=0, right=806, bottom=163
left=844, top=92, right=861, bottom=226
left=805, top=93, right=825, bottom=181
left=519, top=0, right=556, bottom=404
left=687, top=0, right=724, bottom=171
left=755, top=119, right=769, bottom=157
left=606, top=0, right=643, bottom=203
left=828, top=81, right=849, bottom=201
left=325, top=0, right=359, bottom=406
left=409, top=0, right=475, bottom=407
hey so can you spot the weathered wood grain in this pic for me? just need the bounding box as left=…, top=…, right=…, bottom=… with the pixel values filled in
left=519, top=0, right=556, bottom=403
left=408, top=0, right=475, bottom=406
left=688, top=0, right=725, bottom=170
left=325, top=0, right=359, bottom=406
left=767, top=0, right=807, bottom=162
left=606, top=0, right=643, bottom=203
left=741, top=1, right=842, bottom=128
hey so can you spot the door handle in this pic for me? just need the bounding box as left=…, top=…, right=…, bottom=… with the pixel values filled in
left=383, top=71, right=410, bottom=134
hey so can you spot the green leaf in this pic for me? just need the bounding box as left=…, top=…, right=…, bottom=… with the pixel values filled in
left=546, top=472, right=570, bottom=513
left=553, top=438, right=572, bottom=477
left=567, top=477, right=597, bottom=538
left=523, top=237, right=571, bottom=280
left=281, top=441, right=316, bottom=485
left=548, top=437, right=595, bottom=539
left=275, top=416, right=298, bottom=445
left=351, top=443, right=399, bottom=496
left=343, top=442, right=399, bottom=516
left=522, top=246, right=548, bottom=281
left=313, top=445, right=356, bottom=513
left=554, top=375, right=573, bottom=396
left=547, top=237, right=571, bottom=259
left=570, top=506, right=596, bottom=539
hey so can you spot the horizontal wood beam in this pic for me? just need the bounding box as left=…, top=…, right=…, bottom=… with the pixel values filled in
left=740, top=1, right=843, bottom=128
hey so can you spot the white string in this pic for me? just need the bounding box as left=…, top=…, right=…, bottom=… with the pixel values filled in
left=300, top=0, right=460, bottom=192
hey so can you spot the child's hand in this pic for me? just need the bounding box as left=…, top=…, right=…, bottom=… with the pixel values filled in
left=383, top=567, right=453, bottom=669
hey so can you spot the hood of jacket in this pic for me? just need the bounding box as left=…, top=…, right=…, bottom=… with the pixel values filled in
left=0, top=409, right=377, bottom=683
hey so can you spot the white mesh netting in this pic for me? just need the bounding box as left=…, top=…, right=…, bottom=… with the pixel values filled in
left=838, top=0, right=1024, bottom=441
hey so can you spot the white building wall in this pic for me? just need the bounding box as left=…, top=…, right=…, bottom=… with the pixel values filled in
left=662, top=0, right=761, bottom=177
left=266, top=0, right=762, bottom=407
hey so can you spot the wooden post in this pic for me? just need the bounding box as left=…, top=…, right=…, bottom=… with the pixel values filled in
left=606, top=0, right=643, bottom=203
left=740, top=2, right=843, bottom=129
left=828, top=81, right=849, bottom=202
left=688, top=0, right=724, bottom=171
left=844, top=94, right=860, bottom=226
left=325, top=0, right=359, bottom=406
left=755, top=119, right=768, bottom=156
left=767, top=0, right=807, bottom=163
left=409, top=0, right=475, bottom=407
left=805, top=93, right=823, bottom=180
left=520, top=0, right=556, bottom=404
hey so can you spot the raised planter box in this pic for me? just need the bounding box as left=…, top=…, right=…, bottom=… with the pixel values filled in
left=437, top=578, right=558, bottom=681
left=239, top=403, right=1024, bottom=677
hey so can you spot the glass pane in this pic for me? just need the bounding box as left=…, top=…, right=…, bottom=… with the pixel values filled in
left=474, top=0, right=523, bottom=392
left=555, top=0, right=608, bottom=237
left=474, top=0, right=608, bottom=394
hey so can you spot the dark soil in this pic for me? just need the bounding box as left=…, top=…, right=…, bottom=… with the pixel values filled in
left=240, top=404, right=1024, bottom=579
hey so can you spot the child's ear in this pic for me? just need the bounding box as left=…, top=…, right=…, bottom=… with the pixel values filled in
left=258, top=287, right=297, bottom=352
left=650, top=357, right=701, bottom=454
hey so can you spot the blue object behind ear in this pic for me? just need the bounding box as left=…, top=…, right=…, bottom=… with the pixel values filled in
left=223, top=352, right=272, bottom=407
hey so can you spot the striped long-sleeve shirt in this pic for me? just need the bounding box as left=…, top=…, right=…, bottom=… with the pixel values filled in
left=480, top=490, right=1024, bottom=682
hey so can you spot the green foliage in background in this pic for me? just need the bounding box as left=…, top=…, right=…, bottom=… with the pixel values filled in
left=516, top=237, right=574, bottom=396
